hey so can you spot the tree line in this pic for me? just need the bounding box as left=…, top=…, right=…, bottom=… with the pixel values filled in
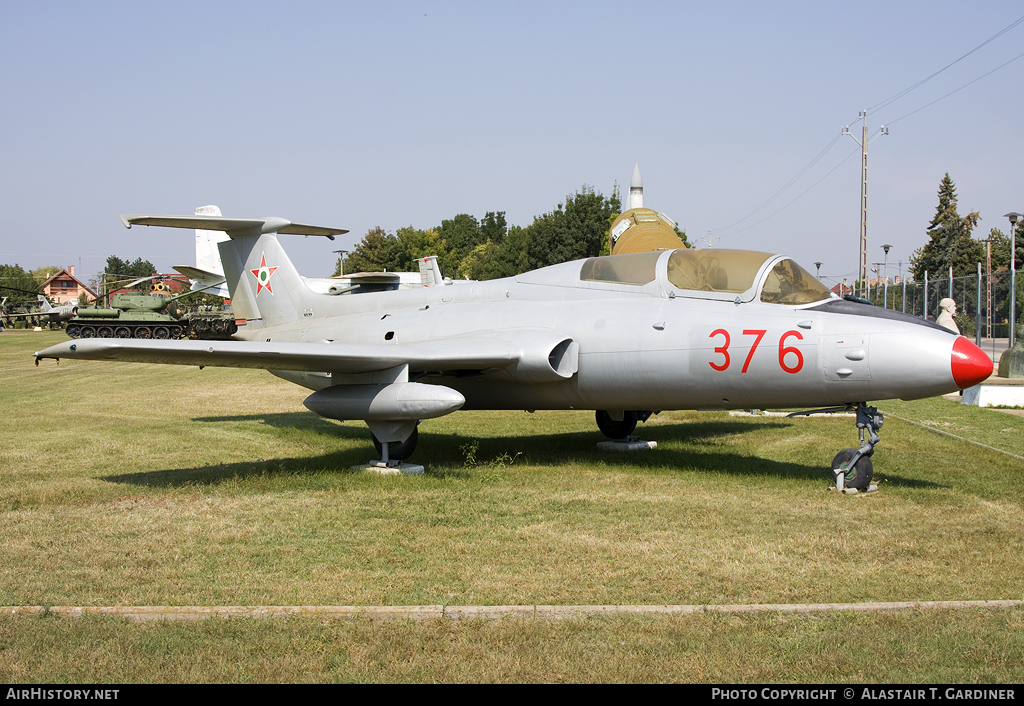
left=910, top=173, right=1023, bottom=281
left=336, top=185, right=667, bottom=280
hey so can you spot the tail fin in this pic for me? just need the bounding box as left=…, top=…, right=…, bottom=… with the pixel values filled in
left=194, top=205, right=229, bottom=277
left=187, top=205, right=231, bottom=298
left=37, top=295, right=52, bottom=313
left=218, top=231, right=320, bottom=328
left=121, top=212, right=347, bottom=329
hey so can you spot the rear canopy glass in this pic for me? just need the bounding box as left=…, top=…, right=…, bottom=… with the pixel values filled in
left=579, top=251, right=661, bottom=285
left=667, top=249, right=773, bottom=293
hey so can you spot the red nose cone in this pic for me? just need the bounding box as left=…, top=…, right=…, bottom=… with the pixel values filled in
left=951, top=336, right=993, bottom=389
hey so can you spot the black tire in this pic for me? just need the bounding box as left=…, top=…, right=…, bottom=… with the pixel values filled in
left=596, top=410, right=638, bottom=439
left=154, top=326, right=170, bottom=339
left=135, top=327, right=151, bottom=339
left=97, top=326, right=113, bottom=338
left=372, top=427, right=419, bottom=461
left=66, top=324, right=81, bottom=338
left=80, top=326, right=96, bottom=338
left=831, top=448, right=874, bottom=491
left=114, top=327, right=131, bottom=338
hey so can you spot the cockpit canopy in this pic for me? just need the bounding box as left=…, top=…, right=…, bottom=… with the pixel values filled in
left=578, top=248, right=833, bottom=305
left=758, top=257, right=834, bottom=305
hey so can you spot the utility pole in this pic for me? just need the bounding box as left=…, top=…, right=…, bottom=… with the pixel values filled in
left=843, top=111, right=888, bottom=297
left=871, top=263, right=884, bottom=304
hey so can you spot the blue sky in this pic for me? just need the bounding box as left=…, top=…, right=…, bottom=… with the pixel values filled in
left=2, top=1, right=1022, bottom=288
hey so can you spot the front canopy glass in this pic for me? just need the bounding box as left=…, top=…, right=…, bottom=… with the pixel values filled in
left=666, top=249, right=773, bottom=294
left=581, top=248, right=833, bottom=305
left=759, top=258, right=833, bottom=305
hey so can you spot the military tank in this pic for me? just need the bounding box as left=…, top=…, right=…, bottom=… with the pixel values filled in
left=66, top=290, right=236, bottom=340
left=186, top=306, right=238, bottom=340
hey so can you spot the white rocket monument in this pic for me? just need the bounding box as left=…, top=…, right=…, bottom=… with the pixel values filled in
left=628, top=162, right=643, bottom=210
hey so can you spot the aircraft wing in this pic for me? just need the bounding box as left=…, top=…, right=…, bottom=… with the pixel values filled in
left=34, top=338, right=518, bottom=375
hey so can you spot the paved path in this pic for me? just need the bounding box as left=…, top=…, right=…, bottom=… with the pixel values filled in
left=4, top=601, right=1022, bottom=622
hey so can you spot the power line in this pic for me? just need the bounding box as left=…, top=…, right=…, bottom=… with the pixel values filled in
left=706, top=14, right=1024, bottom=246
left=886, top=49, right=1024, bottom=126
left=717, top=21, right=1024, bottom=239
left=713, top=134, right=844, bottom=235
left=867, top=14, right=1024, bottom=114
left=721, top=144, right=862, bottom=238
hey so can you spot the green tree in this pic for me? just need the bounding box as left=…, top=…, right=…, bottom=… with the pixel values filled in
left=395, top=226, right=441, bottom=271
left=986, top=228, right=1011, bottom=271
left=478, top=211, right=507, bottom=245
left=457, top=241, right=499, bottom=281
left=338, top=227, right=402, bottom=275
left=104, top=256, right=157, bottom=292
left=488, top=224, right=530, bottom=278
left=909, top=174, right=983, bottom=281
left=338, top=226, right=442, bottom=275
left=526, top=185, right=622, bottom=270
left=994, top=221, right=1024, bottom=274
left=0, top=264, right=42, bottom=299
left=437, top=213, right=482, bottom=276
left=30, top=266, right=64, bottom=282
left=983, top=225, right=1024, bottom=327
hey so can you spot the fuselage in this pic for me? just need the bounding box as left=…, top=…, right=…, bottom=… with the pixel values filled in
left=247, top=248, right=991, bottom=412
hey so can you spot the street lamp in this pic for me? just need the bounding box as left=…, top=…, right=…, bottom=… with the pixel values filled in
left=1005, top=212, right=1021, bottom=348
left=881, top=244, right=892, bottom=309
left=814, top=262, right=823, bottom=282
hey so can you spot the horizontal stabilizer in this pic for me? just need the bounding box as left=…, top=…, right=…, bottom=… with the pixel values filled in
left=173, top=265, right=222, bottom=280
left=35, top=338, right=518, bottom=375
left=121, top=214, right=348, bottom=239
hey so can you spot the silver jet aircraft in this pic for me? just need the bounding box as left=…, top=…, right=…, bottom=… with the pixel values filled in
left=34, top=213, right=994, bottom=490
left=6, top=295, right=79, bottom=325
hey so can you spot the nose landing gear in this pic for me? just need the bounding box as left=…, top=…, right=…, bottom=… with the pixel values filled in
left=830, top=404, right=882, bottom=493
left=788, top=403, right=882, bottom=493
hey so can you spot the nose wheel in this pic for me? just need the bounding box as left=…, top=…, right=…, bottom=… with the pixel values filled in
left=831, top=404, right=882, bottom=493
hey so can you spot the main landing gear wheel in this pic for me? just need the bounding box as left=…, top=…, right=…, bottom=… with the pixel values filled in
left=596, top=410, right=638, bottom=439
left=372, top=426, right=419, bottom=461
left=831, top=448, right=874, bottom=491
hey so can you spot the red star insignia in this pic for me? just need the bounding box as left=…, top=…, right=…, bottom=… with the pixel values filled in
left=250, top=253, right=279, bottom=295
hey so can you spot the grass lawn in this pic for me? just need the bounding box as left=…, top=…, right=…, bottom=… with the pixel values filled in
left=2, top=329, right=1022, bottom=682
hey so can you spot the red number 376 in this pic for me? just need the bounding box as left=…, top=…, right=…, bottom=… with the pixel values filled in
left=709, top=329, right=804, bottom=374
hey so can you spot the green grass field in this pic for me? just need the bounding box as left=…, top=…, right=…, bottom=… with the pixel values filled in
left=2, top=329, right=1023, bottom=682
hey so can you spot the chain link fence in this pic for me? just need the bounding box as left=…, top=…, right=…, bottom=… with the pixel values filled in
left=860, top=267, right=1021, bottom=341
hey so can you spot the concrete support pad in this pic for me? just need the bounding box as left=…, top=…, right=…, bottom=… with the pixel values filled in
left=596, top=437, right=657, bottom=452
left=962, top=377, right=1024, bottom=408
left=351, top=462, right=425, bottom=475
